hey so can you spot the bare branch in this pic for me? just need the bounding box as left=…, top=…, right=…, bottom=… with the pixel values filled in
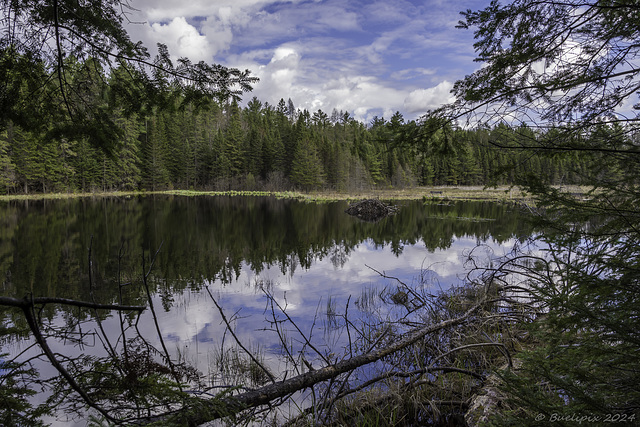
left=0, top=295, right=145, bottom=312
left=206, top=286, right=276, bottom=384
left=192, top=300, right=485, bottom=422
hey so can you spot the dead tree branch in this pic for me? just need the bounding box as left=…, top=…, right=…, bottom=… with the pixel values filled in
left=0, top=294, right=147, bottom=424
left=0, top=296, right=145, bottom=312
left=190, top=300, right=485, bottom=423
left=206, top=286, right=276, bottom=384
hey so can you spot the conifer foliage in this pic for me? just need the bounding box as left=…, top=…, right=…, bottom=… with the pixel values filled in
left=0, top=0, right=257, bottom=153
left=431, top=0, right=640, bottom=422
left=0, top=90, right=602, bottom=194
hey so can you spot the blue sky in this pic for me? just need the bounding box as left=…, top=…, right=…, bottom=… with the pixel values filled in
left=126, top=0, right=490, bottom=122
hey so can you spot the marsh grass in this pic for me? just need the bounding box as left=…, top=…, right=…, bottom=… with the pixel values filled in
left=280, top=269, right=531, bottom=427
left=0, top=185, right=589, bottom=203
left=209, top=345, right=272, bottom=389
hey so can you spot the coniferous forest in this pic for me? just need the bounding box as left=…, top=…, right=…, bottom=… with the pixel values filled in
left=0, top=62, right=604, bottom=195
left=2, top=1, right=640, bottom=425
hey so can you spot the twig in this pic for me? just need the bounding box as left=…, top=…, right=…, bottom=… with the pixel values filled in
left=263, top=290, right=331, bottom=365
left=87, top=236, right=120, bottom=369
left=21, top=296, right=118, bottom=423
left=430, top=342, right=512, bottom=369
left=196, top=300, right=485, bottom=421
left=139, top=243, right=183, bottom=387
left=205, top=286, right=276, bottom=384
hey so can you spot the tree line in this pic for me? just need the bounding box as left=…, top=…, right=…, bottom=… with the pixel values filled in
left=0, top=61, right=605, bottom=195
left=3, top=0, right=640, bottom=424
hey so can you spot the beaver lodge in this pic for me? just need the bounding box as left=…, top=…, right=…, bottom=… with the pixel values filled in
left=345, top=199, right=400, bottom=222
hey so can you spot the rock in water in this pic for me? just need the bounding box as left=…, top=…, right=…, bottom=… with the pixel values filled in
left=345, top=199, right=399, bottom=222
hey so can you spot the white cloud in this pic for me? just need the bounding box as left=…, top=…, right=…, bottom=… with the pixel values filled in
left=364, top=0, right=415, bottom=24
left=148, top=17, right=213, bottom=62
left=314, top=4, right=360, bottom=31
left=320, top=76, right=406, bottom=121
left=391, top=68, right=437, bottom=81
left=122, top=0, right=482, bottom=121
left=404, top=81, right=455, bottom=113
left=250, top=45, right=302, bottom=101
left=249, top=51, right=408, bottom=122
left=271, top=46, right=299, bottom=63
left=137, top=0, right=271, bottom=22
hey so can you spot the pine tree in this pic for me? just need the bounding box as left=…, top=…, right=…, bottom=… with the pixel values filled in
left=222, top=100, right=246, bottom=178
left=113, top=112, right=142, bottom=190
left=11, top=127, right=45, bottom=194
left=140, top=115, right=170, bottom=191
left=1, top=1, right=257, bottom=152
left=245, top=98, right=265, bottom=178
left=74, top=138, right=100, bottom=192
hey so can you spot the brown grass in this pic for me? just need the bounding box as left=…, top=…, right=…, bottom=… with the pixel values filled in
left=0, top=186, right=592, bottom=203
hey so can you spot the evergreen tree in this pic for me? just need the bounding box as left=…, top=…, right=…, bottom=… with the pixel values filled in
left=74, top=138, right=101, bottom=192
left=0, top=125, right=16, bottom=194
left=433, top=0, right=640, bottom=422
left=12, top=127, right=45, bottom=194
left=275, top=99, right=295, bottom=175
left=286, top=98, right=297, bottom=122
left=222, top=100, right=246, bottom=178
left=245, top=97, right=265, bottom=178
left=113, top=112, right=142, bottom=190
left=140, top=115, right=170, bottom=191
left=290, top=138, right=325, bottom=191
left=261, top=106, right=286, bottom=177
left=312, top=109, right=329, bottom=128
left=1, top=1, right=257, bottom=152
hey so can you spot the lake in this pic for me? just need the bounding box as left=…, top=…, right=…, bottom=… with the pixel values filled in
left=0, top=195, right=533, bottom=425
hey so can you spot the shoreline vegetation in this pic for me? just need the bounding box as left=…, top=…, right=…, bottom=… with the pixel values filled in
left=1, top=0, right=637, bottom=424
left=0, top=185, right=590, bottom=203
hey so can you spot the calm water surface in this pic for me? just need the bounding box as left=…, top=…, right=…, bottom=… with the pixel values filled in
left=0, top=195, right=533, bottom=424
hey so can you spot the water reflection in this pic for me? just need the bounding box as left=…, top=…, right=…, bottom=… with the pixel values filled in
left=0, top=196, right=531, bottom=301
left=0, top=196, right=533, bottom=425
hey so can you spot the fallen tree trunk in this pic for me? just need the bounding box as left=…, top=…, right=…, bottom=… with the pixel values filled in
left=464, top=359, right=522, bottom=427
left=188, top=301, right=485, bottom=425
left=0, top=295, right=145, bottom=312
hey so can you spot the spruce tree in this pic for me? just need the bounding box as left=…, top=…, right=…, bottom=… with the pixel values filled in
left=222, top=100, right=246, bottom=178
left=0, top=125, right=16, bottom=194
left=290, top=138, right=325, bottom=191
left=1, top=0, right=257, bottom=152
left=430, top=0, right=640, bottom=421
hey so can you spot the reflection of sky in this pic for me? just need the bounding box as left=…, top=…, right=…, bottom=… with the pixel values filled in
left=150, top=236, right=513, bottom=366
left=6, top=235, right=516, bottom=426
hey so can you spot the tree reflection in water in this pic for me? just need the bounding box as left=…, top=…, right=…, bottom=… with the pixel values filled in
left=0, top=195, right=534, bottom=425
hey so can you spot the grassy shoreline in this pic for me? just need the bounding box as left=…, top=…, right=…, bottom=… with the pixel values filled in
left=0, top=186, right=536, bottom=202
left=0, top=185, right=590, bottom=203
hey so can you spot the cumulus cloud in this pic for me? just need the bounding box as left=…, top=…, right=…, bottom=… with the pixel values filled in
left=404, top=81, right=455, bottom=113
left=319, top=76, right=406, bottom=121
left=122, top=0, right=480, bottom=121
left=249, top=45, right=302, bottom=101
left=249, top=47, right=408, bottom=122
left=148, top=17, right=213, bottom=62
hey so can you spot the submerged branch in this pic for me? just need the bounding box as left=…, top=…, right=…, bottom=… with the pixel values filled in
left=206, top=286, right=277, bottom=384
left=191, top=300, right=485, bottom=423
left=0, top=295, right=145, bottom=312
